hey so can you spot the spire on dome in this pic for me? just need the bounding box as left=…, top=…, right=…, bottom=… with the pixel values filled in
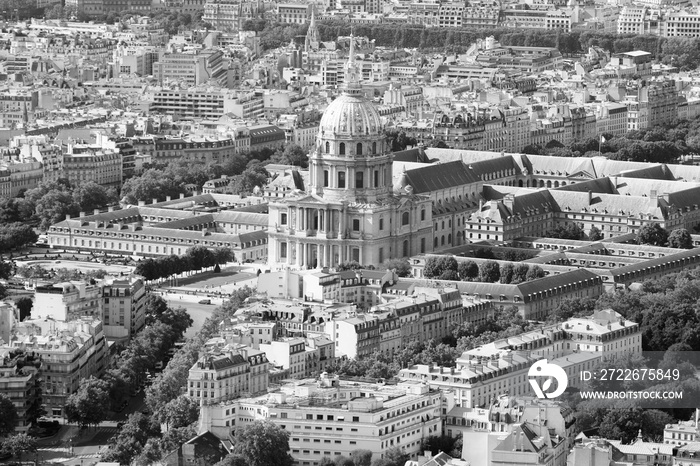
left=343, top=31, right=361, bottom=94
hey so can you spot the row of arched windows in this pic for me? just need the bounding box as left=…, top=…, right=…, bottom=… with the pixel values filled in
left=325, top=141, right=378, bottom=156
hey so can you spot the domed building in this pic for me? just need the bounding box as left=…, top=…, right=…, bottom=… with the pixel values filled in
left=267, top=38, right=433, bottom=269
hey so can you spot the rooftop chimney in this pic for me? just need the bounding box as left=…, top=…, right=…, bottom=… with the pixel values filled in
left=180, top=193, right=185, bottom=199
left=93, top=209, right=100, bottom=215
left=79, top=211, right=86, bottom=217
left=138, top=201, right=145, bottom=206
left=152, top=198, right=158, bottom=204
left=166, top=195, right=171, bottom=201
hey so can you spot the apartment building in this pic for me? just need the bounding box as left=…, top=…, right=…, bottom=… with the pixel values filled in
left=399, top=310, right=639, bottom=408
left=0, top=158, right=43, bottom=198
left=7, top=318, right=109, bottom=417
left=664, top=420, right=699, bottom=446
left=203, top=0, right=261, bottom=32
left=199, top=375, right=443, bottom=465
left=153, top=50, right=227, bottom=87
left=59, top=143, right=122, bottom=188
left=33, top=281, right=102, bottom=322
left=562, top=309, right=641, bottom=357
left=0, top=89, right=38, bottom=127
left=501, top=8, right=572, bottom=31
left=101, top=277, right=146, bottom=342
left=277, top=3, right=313, bottom=24
left=188, top=352, right=252, bottom=404
left=0, top=349, right=41, bottom=433
left=260, top=338, right=307, bottom=379
left=130, top=134, right=249, bottom=164
left=333, top=315, right=380, bottom=360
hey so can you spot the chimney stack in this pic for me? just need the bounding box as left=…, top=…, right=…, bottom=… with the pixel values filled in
left=152, top=198, right=158, bottom=204
left=138, top=201, right=145, bottom=206
left=93, top=209, right=100, bottom=215
left=180, top=193, right=186, bottom=199
left=79, top=211, right=86, bottom=217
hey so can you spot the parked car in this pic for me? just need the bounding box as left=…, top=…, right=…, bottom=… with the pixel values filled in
left=198, top=299, right=211, bottom=304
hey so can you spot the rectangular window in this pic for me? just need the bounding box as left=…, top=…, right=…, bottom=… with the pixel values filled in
left=280, top=213, right=287, bottom=225
left=280, top=242, right=287, bottom=258
left=353, top=219, right=360, bottom=231
left=324, top=170, right=329, bottom=187
left=374, top=169, right=379, bottom=187
left=338, top=171, right=346, bottom=188
left=356, top=171, right=364, bottom=188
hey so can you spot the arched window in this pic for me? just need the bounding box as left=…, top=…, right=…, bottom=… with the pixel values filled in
left=448, top=234, right=452, bottom=244
left=339, top=143, right=346, bottom=155
left=372, top=142, right=377, bottom=154
left=325, top=141, right=330, bottom=153
left=421, top=209, right=425, bottom=221
left=402, top=212, right=410, bottom=225
left=434, top=237, right=438, bottom=247
left=403, top=240, right=409, bottom=257
left=356, top=143, right=363, bottom=155
left=441, top=235, right=445, bottom=245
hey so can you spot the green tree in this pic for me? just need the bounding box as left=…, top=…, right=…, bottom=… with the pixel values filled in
left=214, top=455, right=249, bottom=466
left=31, top=187, right=80, bottom=230
left=636, top=222, right=669, bottom=246
left=511, top=263, right=530, bottom=284
left=424, top=256, right=457, bottom=278
left=546, top=297, right=596, bottom=323
left=351, top=449, right=373, bottom=466
left=230, top=420, right=294, bottom=466
left=269, top=144, right=309, bottom=167
left=525, top=265, right=545, bottom=281
left=478, top=260, right=500, bottom=282
left=337, top=260, right=363, bottom=271
left=65, top=376, right=111, bottom=428
left=458, top=260, right=479, bottom=281
left=72, top=181, right=119, bottom=213
left=668, top=228, right=693, bottom=249
left=546, top=223, right=584, bottom=240
left=1, top=433, right=36, bottom=464
left=102, top=412, right=160, bottom=465
left=160, top=395, right=199, bottom=429
left=120, top=169, right=187, bottom=205
left=588, top=225, right=603, bottom=241
left=380, top=258, right=411, bottom=277
left=499, top=263, right=514, bottom=284
left=380, top=447, right=410, bottom=466
left=13, top=297, right=32, bottom=322
left=0, top=393, right=18, bottom=436
left=0, top=222, right=38, bottom=252
left=228, top=165, right=269, bottom=195
left=597, top=405, right=672, bottom=444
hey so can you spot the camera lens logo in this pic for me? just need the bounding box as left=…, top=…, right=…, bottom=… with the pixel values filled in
left=528, top=359, right=568, bottom=399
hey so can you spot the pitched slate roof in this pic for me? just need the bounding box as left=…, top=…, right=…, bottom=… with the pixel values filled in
left=404, top=160, right=480, bottom=193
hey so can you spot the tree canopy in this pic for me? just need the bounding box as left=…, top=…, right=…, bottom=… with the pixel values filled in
left=65, top=376, right=111, bottom=428
left=230, top=421, right=294, bottom=466
left=0, top=393, right=18, bottom=436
